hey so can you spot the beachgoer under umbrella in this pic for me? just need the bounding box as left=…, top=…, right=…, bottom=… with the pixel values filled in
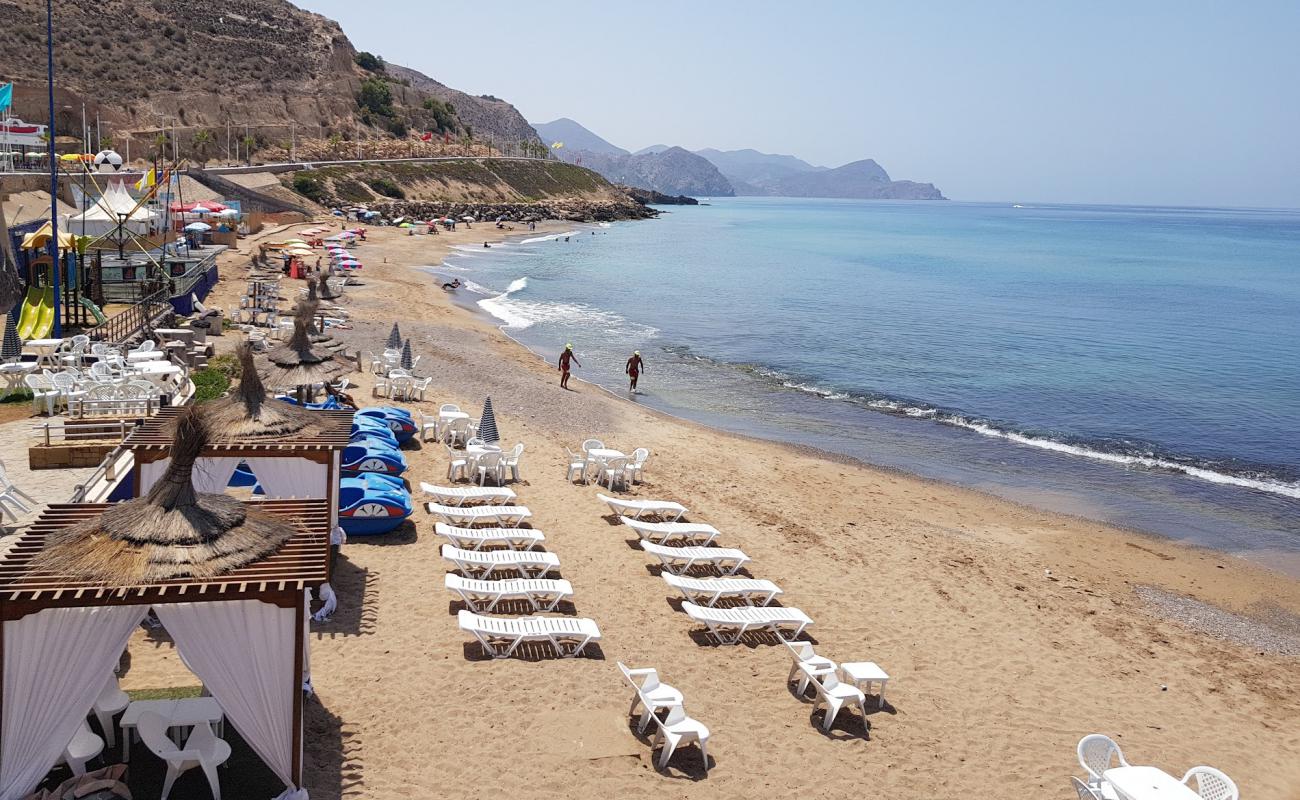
left=558, top=344, right=581, bottom=390
left=626, top=351, right=645, bottom=392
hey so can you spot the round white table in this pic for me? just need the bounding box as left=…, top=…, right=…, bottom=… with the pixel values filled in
left=134, top=361, right=182, bottom=388
left=586, top=448, right=626, bottom=462
left=465, top=443, right=502, bottom=476
left=25, top=338, right=65, bottom=367
left=0, top=362, right=38, bottom=398
left=440, top=410, right=470, bottom=424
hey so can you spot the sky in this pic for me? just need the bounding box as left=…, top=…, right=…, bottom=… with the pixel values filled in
left=297, top=1, right=1300, bottom=207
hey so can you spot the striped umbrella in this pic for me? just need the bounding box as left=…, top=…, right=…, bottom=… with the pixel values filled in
left=477, top=397, right=500, bottom=445
left=400, top=339, right=414, bottom=370
left=2, top=310, right=23, bottom=361
left=386, top=323, right=402, bottom=350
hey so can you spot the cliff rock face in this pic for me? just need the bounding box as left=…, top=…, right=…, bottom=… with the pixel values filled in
left=564, top=147, right=735, bottom=197
left=697, top=149, right=946, bottom=200
left=0, top=0, right=540, bottom=150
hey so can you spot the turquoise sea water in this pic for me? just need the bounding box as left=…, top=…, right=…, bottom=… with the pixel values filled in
left=432, top=198, right=1300, bottom=569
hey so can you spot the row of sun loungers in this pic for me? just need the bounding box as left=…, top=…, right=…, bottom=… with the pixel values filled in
left=424, top=482, right=601, bottom=659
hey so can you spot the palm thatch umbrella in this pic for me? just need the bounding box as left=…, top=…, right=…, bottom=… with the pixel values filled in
left=386, top=323, right=402, bottom=350
left=263, top=302, right=346, bottom=391
left=301, top=299, right=346, bottom=353
left=306, top=280, right=319, bottom=303
left=31, top=407, right=298, bottom=583
left=197, top=342, right=333, bottom=440
left=317, top=272, right=341, bottom=300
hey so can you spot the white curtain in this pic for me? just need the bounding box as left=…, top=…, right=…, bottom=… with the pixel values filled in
left=0, top=606, right=148, bottom=800
left=155, top=599, right=300, bottom=793
left=138, top=456, right=243, bottom=494
left=247, top=457, right=328, bottom=499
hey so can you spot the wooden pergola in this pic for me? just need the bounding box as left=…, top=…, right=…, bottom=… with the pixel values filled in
left=0, top=498, right=330, bottom=790
left=123, top=406, right=354, bottom=530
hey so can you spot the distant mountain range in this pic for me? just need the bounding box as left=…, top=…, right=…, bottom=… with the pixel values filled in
left=531, top=119, right=945, bottom=200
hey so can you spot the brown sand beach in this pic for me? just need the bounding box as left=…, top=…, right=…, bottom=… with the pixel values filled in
left=123, top=220, right=1300, bottom=799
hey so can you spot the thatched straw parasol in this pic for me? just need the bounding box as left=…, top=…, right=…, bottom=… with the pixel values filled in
left=196, top=342, right=333, bottom=439
left=300, top=299, right=347, bottom=353
left=31, top=408, right=297, bottom=583
left=306, top=280, right=319, bottom=303
left=263, top=302, right=347, bottom=388
left=318, top=272, right=341, bottom=300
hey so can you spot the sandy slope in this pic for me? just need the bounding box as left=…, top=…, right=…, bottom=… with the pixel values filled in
left=126, top=220, right=1300, bottom=799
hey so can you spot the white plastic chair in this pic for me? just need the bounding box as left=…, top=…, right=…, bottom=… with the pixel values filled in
left=137, top=710, right=231, bottom=800
left=476, top=451, right=504, bottom=486
left=601, top=456, right=630, bottom=490
left=581, top=438, right=604, bottom=454
left=23, top=372, right=59, bottom=415
left=784, top=640, right=837, bottom=695
left=1077, top=734, right=1128, bottom=798
left=617, top=662, right=684, bottom=733
left=444, top=444, right=468, bottom=482
left=1181, top=767, right=1238, bottom=800
left=502, top=443, right=524, bottom=482
left=440, top=403, right=461, bottom=414
left=650, top=705, right=710, bottom=773
left=625, top=448, right=650, bottom=484
left=801, top=663, right=867, bottom=732
left=58, top=719, right=104, bottom=776
left=1072, top=776, right=1104, bottom=799
left=408, top=376, right=432, bottom=400
left=564, top=447, right=588, bottom=483
left=443, top=416, right=471, bottom=447
left=91, top=674, right=130, bottom=747
left=419, top=412, right=440, bottom=442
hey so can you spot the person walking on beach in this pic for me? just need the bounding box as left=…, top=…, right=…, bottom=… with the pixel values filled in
left=558, top=344, right=581, bottom=390
left=625, top=351, right=645, bottom=392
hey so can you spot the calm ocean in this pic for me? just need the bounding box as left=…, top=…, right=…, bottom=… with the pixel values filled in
left=432, top=198, right=1300, bottom=570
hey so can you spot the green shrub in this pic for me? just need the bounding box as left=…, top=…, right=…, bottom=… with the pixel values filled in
left=387, top=118, right=408, bottom=138
left=192, top=367, right=230, bottom=403
left=292, top=174, right=324, bottom=202
left=368, top=177, right=405, bottom=199
left=354, top=51, right=385, bottom=73
left=356, top=77, right=394, bottom=117
left=207, top=353, right=242, bottom=380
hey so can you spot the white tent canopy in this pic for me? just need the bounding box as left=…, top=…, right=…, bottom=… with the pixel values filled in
left=68, top=181, right=159, bottom=238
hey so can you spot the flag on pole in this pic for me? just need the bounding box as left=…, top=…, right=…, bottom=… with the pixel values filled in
left=134, top=167, right=157, bottom=191
left=0, top=83, right=12, bottom=114
left=421, top=132, right=432, bottom=142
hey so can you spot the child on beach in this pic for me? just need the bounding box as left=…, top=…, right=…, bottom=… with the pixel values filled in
left=558, top=344, right=581, bottom=389
left=626, top=351, right=644, bottom=392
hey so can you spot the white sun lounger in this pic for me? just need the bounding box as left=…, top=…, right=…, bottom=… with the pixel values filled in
left=596, top=493, right=687, bottom=521
left=457, top=609, right=602, bottom=658
left=639, top=540, right=750, bottom=575
left=434, top=522, right=545, bottom=551
left=680, top=601, right=813, bottom=644
left=441, top=544, right=560, bottom=578
left=445, top=573, right=574, bottom=612
left=619, top=516, right=720, bottom=546
left=420, top=482, right=517, bottom=507
left=427, top=503, right=533, bottom=528
left=662, top=573, right=782, bottom=606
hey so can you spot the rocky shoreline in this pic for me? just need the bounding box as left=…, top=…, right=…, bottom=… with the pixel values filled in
left=369, top=198, right=657, bottom=223
left=620, top=186, right=700, bottom=205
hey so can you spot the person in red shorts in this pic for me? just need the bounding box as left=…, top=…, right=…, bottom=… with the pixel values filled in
left=625, top=351, right=645, bottom=392
left=558, top=344, right=581, bottom=389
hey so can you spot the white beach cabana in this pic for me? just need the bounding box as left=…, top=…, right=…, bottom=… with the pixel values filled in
left=67, top=181, right=159, bottom=238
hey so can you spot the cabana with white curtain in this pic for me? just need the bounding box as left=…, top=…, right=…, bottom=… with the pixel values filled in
left=0, top=497, right=329, bottom=800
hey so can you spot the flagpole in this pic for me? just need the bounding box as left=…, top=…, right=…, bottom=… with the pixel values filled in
left=46, top=0, right=61, bottom=338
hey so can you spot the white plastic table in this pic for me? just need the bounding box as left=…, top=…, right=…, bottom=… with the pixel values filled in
left=126, top=351, right=168, bottom=363
left=840, top=661, right=890, bottom=707
left=0, top=362, right=38, bottom=398
left=25, top=339, right=64, bottom=367
left=1104, top=766, right=1200, bottom=800
left=134, top=361, right=182, bottom=383
left=465, top=443, right=502, bottom=475
left=586, top=448, right=625, bottom=462
left=120, top=697, right=223, bottom=762
left=440, top=410, right=470, bottom=423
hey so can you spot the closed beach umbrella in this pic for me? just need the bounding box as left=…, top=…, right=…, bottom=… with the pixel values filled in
left=386, top=323, right=402, bottom=349
left=400, top=339, right=414, bottom=370
left=2, top=312, right=23, bottom=356
left=477, top=397, right=499, bottom=445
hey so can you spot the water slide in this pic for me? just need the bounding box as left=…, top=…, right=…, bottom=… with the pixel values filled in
left=79, top=296, right=107, bottom=325
left=16, top=286, right=54, bottom=340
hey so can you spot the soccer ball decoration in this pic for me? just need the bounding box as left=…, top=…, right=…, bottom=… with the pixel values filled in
left=93, top=149, right=123, bottom=173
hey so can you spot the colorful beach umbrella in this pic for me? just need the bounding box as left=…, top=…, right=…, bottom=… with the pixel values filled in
left=386, top=323, right=402, bottom=350
left=400, top=339, right=414, bottom=370
left=2, top=311, right=23, bottom=357
left=477, top=397, right=499, bottom=445
left=184, top=222, right=211, bottom=232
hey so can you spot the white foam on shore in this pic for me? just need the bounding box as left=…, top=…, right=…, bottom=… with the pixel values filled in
left=477, top=276, right=658, bottom=339
left=520, top=230, right=580, bottom=244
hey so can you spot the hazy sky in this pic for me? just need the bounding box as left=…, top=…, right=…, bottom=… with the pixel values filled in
left=298, top=1, right=1300, bottom=207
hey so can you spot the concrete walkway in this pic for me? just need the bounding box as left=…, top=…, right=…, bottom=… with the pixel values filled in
left=0, top=417, right=99, bottom=534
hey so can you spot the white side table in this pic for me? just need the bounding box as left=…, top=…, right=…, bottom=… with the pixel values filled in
left=841, top=661, right=890, bottom=708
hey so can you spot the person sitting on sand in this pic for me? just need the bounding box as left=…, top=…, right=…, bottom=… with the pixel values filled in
left=441, top=278, right=462, bottom=291
left=484, top=241, right=491, bottom=248
left=558, top=344, right=581, bottom=390
left=626, top=351, right=645, bottom=392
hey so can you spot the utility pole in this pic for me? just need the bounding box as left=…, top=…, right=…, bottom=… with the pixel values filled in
left=226, top=120, right=231, bottom=163
left=96, top=110, right=100, bottom=151
left=291, top=121, right=295, bottom=162
left=45, top=0, right=61, bottom=337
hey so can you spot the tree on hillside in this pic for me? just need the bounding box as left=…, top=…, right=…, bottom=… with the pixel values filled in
left=241, top=135, right=256, bottom=166
left=354, top=51, right=385, bottom=73
left=328, top=133, right=342, bottom=158
left=357, top=78, right=394, bottom=118
left=153, top=132, right=169, bottom=160
left=191, top=129, right=213, bottom=164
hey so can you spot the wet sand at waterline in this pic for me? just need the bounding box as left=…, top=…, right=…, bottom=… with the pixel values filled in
left=120, top=221, right=1300, bottom=799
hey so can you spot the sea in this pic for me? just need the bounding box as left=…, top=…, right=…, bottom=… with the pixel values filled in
left=429, top=198, right=1300, bottom=573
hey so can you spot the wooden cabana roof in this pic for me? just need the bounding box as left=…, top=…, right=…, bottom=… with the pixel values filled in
left=123, top=407, right=354, bottom=454
left=0, top=499, right=329, bottom=616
